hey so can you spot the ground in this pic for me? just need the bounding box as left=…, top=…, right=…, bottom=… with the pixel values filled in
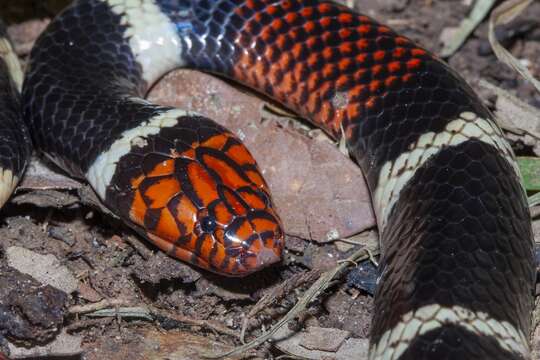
left=1, top=0, right=539, bottom=359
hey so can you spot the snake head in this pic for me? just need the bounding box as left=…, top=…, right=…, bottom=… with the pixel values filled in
left=108, top=113, right=284, bottom=276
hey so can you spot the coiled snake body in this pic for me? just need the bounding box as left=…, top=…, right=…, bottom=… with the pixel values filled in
left=0, top=1, right=535, bottom=358
left=0, top=23, right=30, bottom=208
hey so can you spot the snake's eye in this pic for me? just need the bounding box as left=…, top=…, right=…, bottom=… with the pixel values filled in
left=200, top=216, right=217, bottom=233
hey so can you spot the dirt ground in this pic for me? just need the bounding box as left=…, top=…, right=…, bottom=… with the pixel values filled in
left=1, top=0, right=540, bottom=359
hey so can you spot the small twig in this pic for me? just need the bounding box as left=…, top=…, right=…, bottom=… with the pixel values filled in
left=205, top=245, right=379, bottom=359
left=149, top=307, right=240, bottom=339
left=489, top=0, right=540, bottom=93
left=529, top=193, right=540, bottom=208
left=69, top=299, right=239, bottom=339
left=240, top=270, right=321, bottom=343
left=334, top=230, right=379, bottom=248
left=65, top=317, right=113, bottom=333
left=440, top=0, right=496, bottom=57
left=366, top=248, right=380, bottom=267
left=336, top=237, right=366, bottom=246
left=87, top=306, right=153, bottom=321
left=69, top=298, right=132, bottom=315
left=337, top=258, right=358, bottom=267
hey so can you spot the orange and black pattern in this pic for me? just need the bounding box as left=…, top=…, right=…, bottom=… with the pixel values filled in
left=232, top=2, right=426, bottom=138
left=22, top=1, right=534, bottom=358
left=106, top=114, right=283, bottom=276
left=176, top=0, right=489, bottom=182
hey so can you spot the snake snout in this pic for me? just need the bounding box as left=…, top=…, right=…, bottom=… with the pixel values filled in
left=217, top=209, right=284, bottom=276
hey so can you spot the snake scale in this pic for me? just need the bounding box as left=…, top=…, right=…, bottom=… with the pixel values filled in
left=0, top=1, right=534, bottom=359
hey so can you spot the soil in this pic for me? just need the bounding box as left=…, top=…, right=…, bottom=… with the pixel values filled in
left=1, top=1, right=539, bottom=359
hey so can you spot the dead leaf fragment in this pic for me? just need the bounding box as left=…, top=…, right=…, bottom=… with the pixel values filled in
left=273, top=325, right=368, bottom=360
left=18, top=157, right=81, bottom=191
left=299, top=327, right=351, bottom=352
left=479, top=80, right=540, bottom=155
left=6, top=246, right=78, bottom=294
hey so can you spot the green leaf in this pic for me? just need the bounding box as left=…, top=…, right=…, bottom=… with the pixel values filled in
left=517, top=157, right=540, bottom=192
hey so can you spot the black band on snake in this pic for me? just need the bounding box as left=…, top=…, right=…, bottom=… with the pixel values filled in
left=0, top=1, right=533, bottom=359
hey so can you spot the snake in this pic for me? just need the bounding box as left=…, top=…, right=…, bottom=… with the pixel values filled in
left=0, top=22, right=30, bottom=209
left=0, top=0, right=534, bottom=359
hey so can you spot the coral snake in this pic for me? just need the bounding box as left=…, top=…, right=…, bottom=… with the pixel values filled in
left=0, top=1, right=534, bottom=358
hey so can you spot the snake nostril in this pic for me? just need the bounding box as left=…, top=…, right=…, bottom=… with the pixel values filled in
left=200, top=216, right=217, bottom=233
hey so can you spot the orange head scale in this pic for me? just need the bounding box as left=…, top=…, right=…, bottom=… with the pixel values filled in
left=113, top=113, right=284, bottom=276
